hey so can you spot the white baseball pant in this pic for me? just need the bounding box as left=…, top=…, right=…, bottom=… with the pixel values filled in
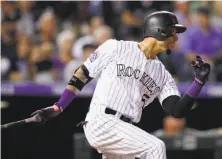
left=83, top=113, right=166, bottom=159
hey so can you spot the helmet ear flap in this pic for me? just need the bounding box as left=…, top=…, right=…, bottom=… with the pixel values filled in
left=157, top=28, right=167, bottom=36
left=157, top=28, right=170, bottom=40
left=157, top=27, right=174, bottom=39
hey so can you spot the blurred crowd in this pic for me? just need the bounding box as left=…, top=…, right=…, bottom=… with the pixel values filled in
left=1, top=1, right=222, bottom=83
left=153, top=116, right=222, bottom=137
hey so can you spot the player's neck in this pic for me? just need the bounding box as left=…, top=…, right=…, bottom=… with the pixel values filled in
left=138, top=38, right=162, bottom=59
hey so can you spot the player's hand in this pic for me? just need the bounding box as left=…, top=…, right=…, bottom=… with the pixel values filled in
left=30, top=105, right=62, bottom=124
left=191, top=55, right=211, bottom=84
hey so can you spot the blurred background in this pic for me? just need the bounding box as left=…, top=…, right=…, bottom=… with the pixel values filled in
left=1, top=1, right=222, bottom=159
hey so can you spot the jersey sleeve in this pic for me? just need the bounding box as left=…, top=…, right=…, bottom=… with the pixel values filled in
left=83, top=39, right=117, bottom=78
left=158, top=71, right=181, bottom=105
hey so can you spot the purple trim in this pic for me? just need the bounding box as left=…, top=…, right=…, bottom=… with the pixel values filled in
left=187, top=80, right=204, bottom=98
left=56, top=89, right=76, bottom=111
left=2, top=82, right=222, bottom=97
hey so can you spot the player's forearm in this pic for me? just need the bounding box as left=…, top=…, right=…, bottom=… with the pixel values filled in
left=165, top=56, right=210, bottom=118
left=163, top=80, right=203, bottom=118
left=66, top=85, right=81, bottom=94
left=54, top=65, right=92, bottom=111
left=163, top=94, right=195, bottom=118
left=54, top=85, right=80, bottom=111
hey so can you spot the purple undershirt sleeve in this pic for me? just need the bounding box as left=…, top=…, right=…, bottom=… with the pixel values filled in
left=187, top=80, right=204, bottom=98
left=55, top=88, right=77, bottom=111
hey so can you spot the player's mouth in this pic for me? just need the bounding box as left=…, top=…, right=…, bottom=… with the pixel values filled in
left=166, top=36, right=177, bottom=49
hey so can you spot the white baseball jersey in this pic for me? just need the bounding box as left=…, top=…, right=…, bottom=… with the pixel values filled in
left=84, top=39, right=180, bottom=123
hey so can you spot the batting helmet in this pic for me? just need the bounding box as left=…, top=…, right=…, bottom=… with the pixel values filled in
left=143, top=11, right=187, bottom=41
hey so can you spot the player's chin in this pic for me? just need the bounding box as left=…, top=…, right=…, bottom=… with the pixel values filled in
left=165, top=45, right=175, bottom=55
left=159, top=42, right=174, bottom=54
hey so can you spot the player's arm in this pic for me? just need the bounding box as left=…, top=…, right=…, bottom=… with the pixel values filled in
left=30, top=65, right=92, bottom=123
left=54, top=64, right=93, bottom=111
left=159, top=56, right=210, bottom=118
left=161, top=94, right=194, bottom=118
left=30, top=39, right=117, bottom=124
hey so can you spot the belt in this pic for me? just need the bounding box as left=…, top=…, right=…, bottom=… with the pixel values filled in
left=105, top=107, right=133, bottom=123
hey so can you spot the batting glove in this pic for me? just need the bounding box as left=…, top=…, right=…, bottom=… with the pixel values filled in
left=31, top=105, right=61, bottom=124
left=191, top=55, right=211, bottom=84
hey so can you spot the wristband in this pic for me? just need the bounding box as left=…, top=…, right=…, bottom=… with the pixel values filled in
left=187, top=80, right=204, bottom=98
left=55, top=88, right=77, bottom=111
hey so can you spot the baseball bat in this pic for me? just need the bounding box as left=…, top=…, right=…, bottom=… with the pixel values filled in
left=1, top=114, right=42, bottom=130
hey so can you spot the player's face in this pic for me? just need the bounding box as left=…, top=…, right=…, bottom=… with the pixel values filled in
left=164, top=29, right=178, bottom=50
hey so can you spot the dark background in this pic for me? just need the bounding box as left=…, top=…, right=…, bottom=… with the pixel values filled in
left=2, top=96, right=222, bottom=159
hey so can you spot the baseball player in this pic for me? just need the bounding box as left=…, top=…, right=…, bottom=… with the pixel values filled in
left=31, top=11, right=211, bottom=159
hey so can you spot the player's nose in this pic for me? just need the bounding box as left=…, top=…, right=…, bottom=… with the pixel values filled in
left=174, top=34, right=178, bottom=42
